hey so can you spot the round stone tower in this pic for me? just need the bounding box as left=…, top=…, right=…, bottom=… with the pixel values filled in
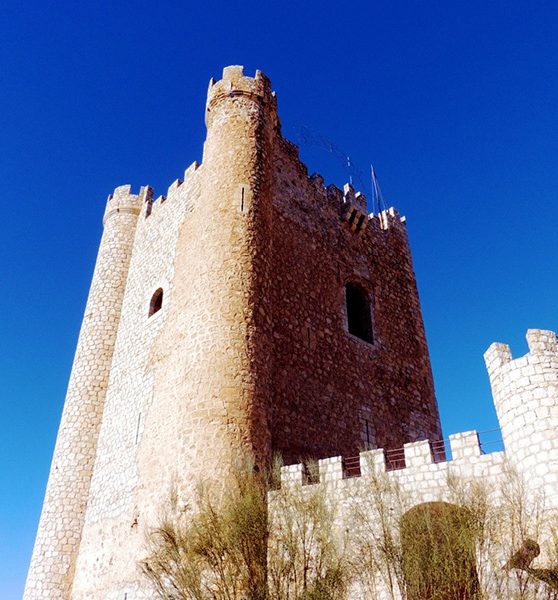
left=143, top=66, right=277, bottom=502
left=24, top=185, right=150, bottom=599
left=484, top=329, right=558, bottom=504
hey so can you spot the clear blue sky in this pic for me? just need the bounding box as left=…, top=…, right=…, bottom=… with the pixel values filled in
left=1, top=1, right=557, bottom=597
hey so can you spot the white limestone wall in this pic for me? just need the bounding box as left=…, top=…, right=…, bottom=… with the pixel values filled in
left=70, top=163, right=202, bottom=599
left=273, top=395, right=558, bottom=600
left=485, top=329, right=558, bottom=504
left=272, top=434, right=507, bottom=600
left=24, top=186, right=146, bottom=600
left=276, top=432, right=505, bottom=516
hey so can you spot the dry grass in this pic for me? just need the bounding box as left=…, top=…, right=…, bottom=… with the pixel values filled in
left=141, top=455, right=558, bottom=600
left=140, top=457, right=348, bottom=600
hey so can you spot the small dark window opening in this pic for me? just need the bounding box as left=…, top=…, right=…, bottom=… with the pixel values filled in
left=149, top=288, right=163, bottom=317
left=346, top=283, right=373, bottom=343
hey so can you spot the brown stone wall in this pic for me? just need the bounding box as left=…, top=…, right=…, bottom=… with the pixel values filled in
left=144, top=66, right=277, bottom=484
left=69, top=66, right=281, bottom=598
left=26, top=66, right=442, bottom=599
left=267, top=139, right=441, bottom=463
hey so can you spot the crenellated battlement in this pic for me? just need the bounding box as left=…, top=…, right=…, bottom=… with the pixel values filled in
left=278, top=430, right=502, bottom=489
left=485, top=329, right=558, bottom=378
left=206, top=65, right=278, bottom=128
left=104, top=184, right=152, bottom=225
left=343, top=182, right=367, bottom=211
left=281, top=137, right=302, bottom=164
left=166, top=178, right=183, bottom=198
left=273, top=328, right=558, bottom=503
left=482, top=329, right=558, bottom=500
left=102, top=64, right=410, bottom=268
left=143, top=161, right=202, bottom=218
left=368, top=206, right=406, bottom=232
left=484, top=328, right=558, bottom=406
left=341, top=183, right=368, bottom=232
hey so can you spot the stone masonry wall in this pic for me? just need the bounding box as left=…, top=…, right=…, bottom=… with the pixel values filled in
left=70, top=167, right=202, bottom=599
left=24, top=186, right=148, bottom=600
left=485, top=328, right=558, bottom=505
left=28, top=66, right=444, bottom=598
left=272, top=433, right=507, bottom=600
left=70, top=66, right=279, bottom=597
left=269, top=140, right=441, bottom=463
left=271, top=329, right=558, bottom=600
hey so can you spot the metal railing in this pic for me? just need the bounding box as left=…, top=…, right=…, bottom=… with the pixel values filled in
left=478, top=428, right=504, bottom=454
left=343, top=456, right=361, bottom=478
left=337, top=429, right=503, bottom=480
left=430, top=439, right=448, bottom=463
left=385, top=447, right=406, bottom=471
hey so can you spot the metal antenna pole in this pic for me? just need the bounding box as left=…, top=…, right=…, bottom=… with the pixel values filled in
left=371, top=165, right=387, bottom=214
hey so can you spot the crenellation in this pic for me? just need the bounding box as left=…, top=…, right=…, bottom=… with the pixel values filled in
left=342, top=182, right=366, bottom=209
left=355, top=191, right=366, bottom=209
left=527, top=328, right=558, bottom=354
left=138, top=185, right=153, bottom=204
left=359, top=448, right=387, bottom=475
left=28, top=66, right=558, bottom=600
left=483, top=328, right=558, bottom=514
left=109, top=183, right=132, bottom=199
left=318, top=456, right=345, bottom=482
left=404, top=439, right=433, bottom=467
left=274, top=435, right=508, bottom=492
left=341, top=183, right=368, bottom=233
left=484, top=342, right=514, bottom=375
left=104, top=184, right=153, bottom=224
left=166, top=178, right=183, bottom=198
left=205, top=65, right=277, bottom=130
left=280, top=463, right=304, bottom=486
left=183, top=160, right=200, bottom=180
left=326, top=182, right=343, bottom=205
left=308, top=172, right=325, bottom=190
left=449, top=430, right=482, bottom=460
left=280, top=137, right=300, bottom=159
left=376, top=206, right=404, bottom=230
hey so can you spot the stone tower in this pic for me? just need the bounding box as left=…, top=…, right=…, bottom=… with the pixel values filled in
left=25, top=66, right=442, bottom=599
left=24, top=185, right=151, bottom=599
left=485, top=329, right=558, bottom=505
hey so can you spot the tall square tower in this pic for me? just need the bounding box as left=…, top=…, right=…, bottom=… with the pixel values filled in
left=25, top=66, right=442, bottom=599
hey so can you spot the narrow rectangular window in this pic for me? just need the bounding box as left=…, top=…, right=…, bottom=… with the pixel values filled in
left=135, top=412, right=142, bottom=445
left=346, top=283, right=373, bottom=343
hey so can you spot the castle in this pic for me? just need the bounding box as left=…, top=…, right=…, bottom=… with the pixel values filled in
left=24, top=66, right=558, bottom=599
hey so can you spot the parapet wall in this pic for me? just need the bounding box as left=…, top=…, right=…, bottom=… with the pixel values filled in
left=277, top=431, right=505, bottom=504
left=270, top=328, right=558, bottom=506
left=272, top=435, right=506, bottom=600
left=270, top=429, right=555, bottom=600
left=484, top=329, right=558, bottom=502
